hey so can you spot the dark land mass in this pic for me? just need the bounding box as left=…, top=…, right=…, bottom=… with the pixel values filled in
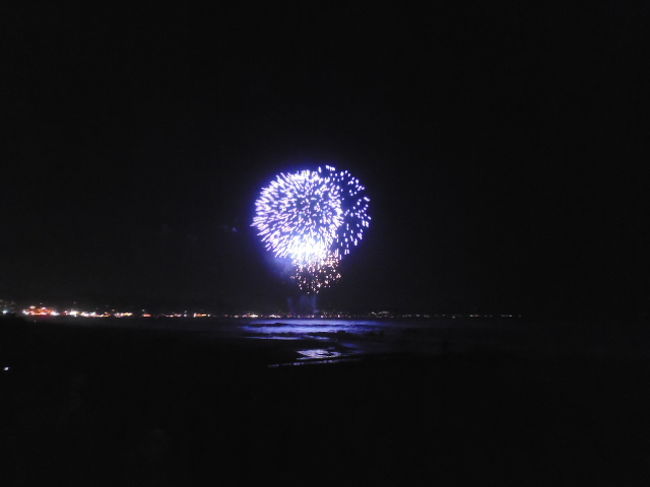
left=2, top=315, right=650, bottom=486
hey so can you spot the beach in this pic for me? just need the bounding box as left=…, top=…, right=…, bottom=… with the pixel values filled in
left=2, top=316, right=649, bottom=485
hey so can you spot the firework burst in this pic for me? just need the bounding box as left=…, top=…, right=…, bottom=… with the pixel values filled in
left=319, top=165, right=371, bottom=258
left=252, top=170, right=343, bottom=265
left=252, top=165, right=370, bottom=293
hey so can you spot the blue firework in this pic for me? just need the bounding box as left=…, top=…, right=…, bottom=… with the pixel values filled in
left=252, top=165, right=370, bottom=293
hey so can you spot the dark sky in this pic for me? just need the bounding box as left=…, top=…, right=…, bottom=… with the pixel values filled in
left=1, top=4, right=646, bottom=315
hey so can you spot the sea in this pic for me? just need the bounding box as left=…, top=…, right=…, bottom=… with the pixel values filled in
left=11, top=316, right=649, bottom=368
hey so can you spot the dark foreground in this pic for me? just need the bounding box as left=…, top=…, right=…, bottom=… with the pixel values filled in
left=2, top=316, right=650, bottom=486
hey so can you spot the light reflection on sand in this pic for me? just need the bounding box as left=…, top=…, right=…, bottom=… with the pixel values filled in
left=243, top=320, right=386, bottom=366
left=296, top=349, right=342, bottom=360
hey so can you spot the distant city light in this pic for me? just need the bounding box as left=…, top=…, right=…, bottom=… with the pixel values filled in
left=10, top=301, right=519, bottom=321
left=114, top=312, right=133, bottom=318
left=22, top=306, right=59, bottom=317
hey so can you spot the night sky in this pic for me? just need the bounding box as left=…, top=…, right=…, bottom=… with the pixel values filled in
left=1, top=4, right=646, bottom=315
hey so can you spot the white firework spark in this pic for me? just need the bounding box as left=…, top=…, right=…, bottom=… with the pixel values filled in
left=252, top=165, right=370, bottom=293
left=319, top=165, right=371, bottom=258
left=292, top=255, right=342, bottom=294
left=252, top=170, right=343, bottom=265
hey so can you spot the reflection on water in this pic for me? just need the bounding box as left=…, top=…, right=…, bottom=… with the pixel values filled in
left=23, top=316, right=646, bottom=366
left=245, top=336, right=304, bottom=341
left=243, top=320, right=388, bottom=366
left=243, top=319, right=391, bottom=337
left=269, top=347, right=359, bottom=368
left=297, top=349, right=341, bottom=360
